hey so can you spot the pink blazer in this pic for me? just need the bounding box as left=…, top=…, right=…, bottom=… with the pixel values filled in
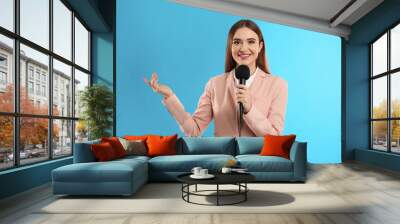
left=162, top=69, right=288, bottom=137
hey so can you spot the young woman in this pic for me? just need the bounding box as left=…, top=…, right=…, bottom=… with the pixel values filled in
left=144, top=19, right=288, bottom=137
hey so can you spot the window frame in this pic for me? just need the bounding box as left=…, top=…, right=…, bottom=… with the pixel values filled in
left=0, top=0, right=92, bottom=171
left=370, top=20, right=400, bottom=154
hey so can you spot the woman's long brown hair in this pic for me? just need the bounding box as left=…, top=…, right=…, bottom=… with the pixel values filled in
left=225, top=20, right=271, bottom=74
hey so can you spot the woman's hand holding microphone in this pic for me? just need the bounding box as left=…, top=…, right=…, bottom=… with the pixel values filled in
left=144, top=73, right=173, bottom=99
left=236, top=84, right=253, bottom=114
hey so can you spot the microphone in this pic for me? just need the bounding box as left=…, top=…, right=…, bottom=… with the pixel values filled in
left=235, top=65, right=250, bottom=136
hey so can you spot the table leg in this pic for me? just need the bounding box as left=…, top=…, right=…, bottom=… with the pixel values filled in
left=187, top=184, right=190, bottom=202
left=195, top=184, right=197, bottom=192
left=181, top=184, right=183, bottom=199
left=245, top=183, right=247, bottom=201
left=217, top=184, right=219, bottom=206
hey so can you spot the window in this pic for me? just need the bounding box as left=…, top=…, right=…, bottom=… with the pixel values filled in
left=42, top=85, right=46, bottom=97
left=53, top=59, right=71, bottom=117
left=35, top=70, right=40, bottom=81
left=0, top=116, right=13, bottom=170
left=75, top=18, right=89, bottom=70
left=0, top=71, right=6, bottom=84
left=0, top=0, right=14, bottom=32
left=0, top=55, right=7, bottom=67
left=74, top=69, right=89, bottom=118
left=0, top=0, right=91, bottom=170
left=28, top=67, right=34, bottom=80
left=53, top=119, right=72, bottom=158
left=371, top=23, right=400, bottom=154
left=0, top=34, right=13, bottom=113
left=35, top=84, right=40, bottom=95
left=20, top=0, right=49, bottom=49
left=53, top=0, right=72, bottom=60
left=0, top=54, right=7, bottom=87
left=28, top=81, right=34, bottom=94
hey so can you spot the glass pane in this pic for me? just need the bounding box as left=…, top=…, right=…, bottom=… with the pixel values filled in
left=53, top=0, right=72, bottom=60
left=20, top=0, right=49, bottom=49
left=20, top=117, right=49, bottom=165
left=53, top=119, right=72, bottom=157
left=74, top=69, right=89, bottom=118
left=372, top=33, right=387, bottom=76
left=20, top=0, right=49, bottom=48
left=391, top=120, right=400, bottom=153
left=372, top=77, right=387, bottom=119
left=20, top=44, right=49, bottom=115
left=75, top=120, right=88, bottom=143
left=392, top=72, right=400, bottom=118
left=0, top=116, right=14, bottom=170
left=372, top=121, right=388, bottom=151
left=53, top=59, right=72, bottom=117
left=391, top=24, right=400, bottom=70
left=0, top=34, right=14, bottom=112
left=74, top=17, right=89, bottom=70
left=0, top=0, right=14, bottom=31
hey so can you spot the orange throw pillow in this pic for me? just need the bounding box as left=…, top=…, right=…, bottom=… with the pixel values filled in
left=91, top=142, right=117, bottom=161
left=101, top=137, right=127, bottom=158
left=146, top=134, right=178, bottom=157
left=259, top=134, right=296, bottom=159
left=123, top=135, right=149, bottom=141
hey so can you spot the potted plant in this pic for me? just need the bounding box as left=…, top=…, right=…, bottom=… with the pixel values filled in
left=79, top=84, right=113, bottom=140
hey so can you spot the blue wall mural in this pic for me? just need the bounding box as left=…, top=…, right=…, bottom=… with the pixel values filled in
left=116, top=0, right=341, bottom=163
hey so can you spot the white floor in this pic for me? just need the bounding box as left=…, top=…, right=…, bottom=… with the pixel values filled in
left=1, top=162, right=400, bottom=224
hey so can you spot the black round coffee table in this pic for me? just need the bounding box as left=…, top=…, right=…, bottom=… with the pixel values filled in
left=177, top=173, right=255, bottom=206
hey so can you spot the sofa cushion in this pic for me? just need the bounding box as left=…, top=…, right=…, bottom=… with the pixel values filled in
left=52, top=158, right=147, bottom=183
left=91, top=142, right=118, bottom=161
left=260, top=134, right=296, bottom=159
left=236, top=155, right=293, bottom=172
left=101, top=137, right=127, bottom=158
left=147, top=134, right=178, bottom=157
left=177, top=137, right=235, bottom=155
left=123, top=135, right=155, bottom=150
left=148, top=154, right=235, bottom=172
left=119, top=138, right=148, bottom=156
left=235, top=137, right=264, bottom=155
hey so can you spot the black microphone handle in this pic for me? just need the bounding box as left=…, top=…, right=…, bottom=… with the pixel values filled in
left=238, top=78, right=246, bottom=136
left=239, top=102, right=243, bottom=136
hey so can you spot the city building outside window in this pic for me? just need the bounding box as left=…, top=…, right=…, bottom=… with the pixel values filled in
left=0, top=0, right=91, bottom=170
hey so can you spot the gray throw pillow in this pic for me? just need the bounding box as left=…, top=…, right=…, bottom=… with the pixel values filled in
left=118, top=137, right=147, bottom=156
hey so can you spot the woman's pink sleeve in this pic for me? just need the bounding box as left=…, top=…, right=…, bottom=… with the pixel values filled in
left=162, top=80, right=213, bottom=137
left=243, top=80, right=288, bottom=136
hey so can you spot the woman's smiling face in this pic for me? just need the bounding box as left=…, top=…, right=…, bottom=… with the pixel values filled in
left=231, top=27, right=263, bottom=68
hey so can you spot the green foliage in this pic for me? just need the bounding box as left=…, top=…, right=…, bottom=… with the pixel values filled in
left=79, top=84, right=113, bottom=140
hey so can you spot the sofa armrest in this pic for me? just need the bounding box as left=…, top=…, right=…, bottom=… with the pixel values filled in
left=73, top=140, right=100, bottom=163
left=289, top=141, right=307, bottom=181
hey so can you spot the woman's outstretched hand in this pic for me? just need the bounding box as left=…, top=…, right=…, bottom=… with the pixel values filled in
left=143, top=72, right=173, bottom=99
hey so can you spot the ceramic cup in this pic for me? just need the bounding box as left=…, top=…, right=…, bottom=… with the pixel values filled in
left=200, top=169, right=208, bottom=176
left=221, top=167, right=232, bottom=174
left=191, top=167, right=202, bottom=176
